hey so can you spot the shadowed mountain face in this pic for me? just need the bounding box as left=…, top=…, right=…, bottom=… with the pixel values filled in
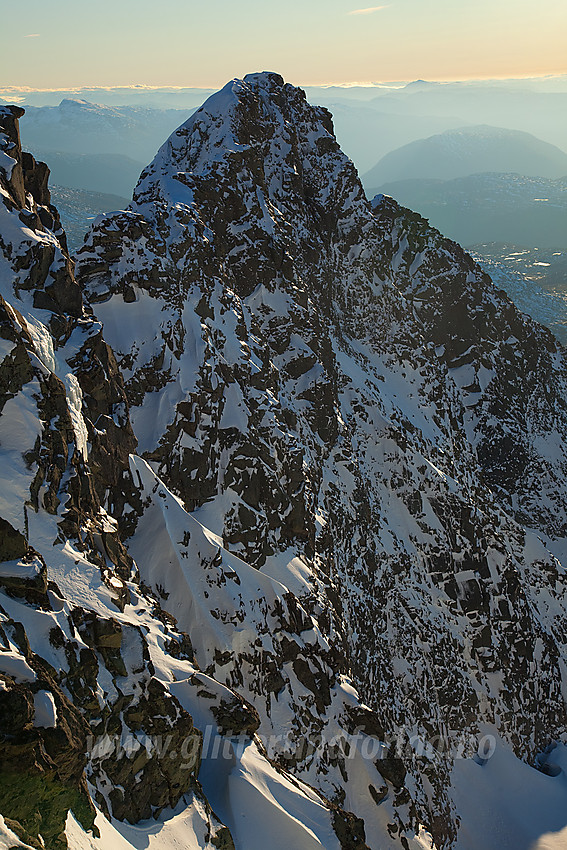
left=363, top=125, right=567, bottom=187
left=3, top=75, right=567, bottom=850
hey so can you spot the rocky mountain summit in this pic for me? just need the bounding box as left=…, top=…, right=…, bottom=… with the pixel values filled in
left=2, top=74, right=567, bottom=850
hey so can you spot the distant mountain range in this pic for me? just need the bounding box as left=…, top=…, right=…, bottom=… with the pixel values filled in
left=10, top=75, right=567, bottom=189
left=363, top=81, right=567, bottom=153
left=363, top=125, right=567, bottom=186
left=0, top=86, right=217, bottom=109
left=19, top=98, right=191, bottom=163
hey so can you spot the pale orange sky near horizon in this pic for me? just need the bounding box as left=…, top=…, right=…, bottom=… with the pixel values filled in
left=2, top=0, right=566, bottom=88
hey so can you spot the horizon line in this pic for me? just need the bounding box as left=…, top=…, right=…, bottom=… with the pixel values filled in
left=1, top=70, right=567, bottom=95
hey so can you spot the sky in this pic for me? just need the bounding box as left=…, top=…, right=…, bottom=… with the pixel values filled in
left=2, top=0, right=566, bottom=89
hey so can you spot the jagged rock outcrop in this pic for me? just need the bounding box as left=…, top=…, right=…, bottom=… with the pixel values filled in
left=74, top=73, right=567, bottom=848
left=0, top=610, right=97, bottom=850
left=0, top=105, right=237, bottom=850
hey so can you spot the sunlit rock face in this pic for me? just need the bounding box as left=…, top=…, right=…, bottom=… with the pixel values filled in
left=2, top=69, right=567, bottom=850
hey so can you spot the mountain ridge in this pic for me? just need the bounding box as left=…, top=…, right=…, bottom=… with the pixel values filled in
left=2, top=73, right=567, bottom=849
left=76, top=72, right=567, bottom=846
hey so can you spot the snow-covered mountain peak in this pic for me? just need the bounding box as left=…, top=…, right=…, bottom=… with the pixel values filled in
left=139, top=71, right=333, bottom=179
left=131, top=71, right=366, bottom=251
left=2, top=100, right=385, bottom=850
left=5, top=76, right=567, bottom=849
left=59, top=98, right=94, bottom=108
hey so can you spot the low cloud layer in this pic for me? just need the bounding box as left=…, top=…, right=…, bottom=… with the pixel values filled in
left=348, top=5, right=389, bottom=14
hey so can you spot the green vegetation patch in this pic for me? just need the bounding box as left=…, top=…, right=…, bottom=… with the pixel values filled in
left=0, top=771, right=97, bottom=850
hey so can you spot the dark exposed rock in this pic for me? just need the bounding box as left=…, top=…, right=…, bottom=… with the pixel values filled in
left=96, top=679, right=201, bottom=823
left=210, top=695, right=261, bottom=737
left=332, top=808, right=370, bottom=850
left=0, top=105, right=26, bottom=208
left=0, top=517, right=28, bottom=562
left=376, top=752, right=407, bottom=790
left=0, top=551, right=50, bottom=608
left=21, top=150, right=51, bottom=207
left=0, top=642, right=97, bottom=850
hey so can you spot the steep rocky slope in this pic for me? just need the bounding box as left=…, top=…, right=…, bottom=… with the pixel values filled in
left=0, top=101, right=418, bottom=850
left=0, top=103, right=227, bottom=848
left=74, top=74, right=567, bottom=848
left=3, top=72, right=567, bottom=850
